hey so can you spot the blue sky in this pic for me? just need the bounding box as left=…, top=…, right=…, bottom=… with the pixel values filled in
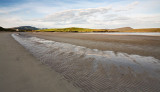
left=0, top=0, right=160, bottom=28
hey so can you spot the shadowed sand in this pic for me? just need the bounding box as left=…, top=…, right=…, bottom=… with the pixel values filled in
left=0, top=32, right=80, bottom=92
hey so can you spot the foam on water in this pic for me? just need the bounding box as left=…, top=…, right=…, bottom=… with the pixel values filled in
left=12, top=33, right=160, bottom=92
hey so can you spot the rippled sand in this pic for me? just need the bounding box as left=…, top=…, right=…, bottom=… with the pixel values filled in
left=12, top=33, right=160, bottom=92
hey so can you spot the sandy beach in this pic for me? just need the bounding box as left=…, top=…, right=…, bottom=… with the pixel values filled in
left=0, top=32, right=80, bottom=92
left=1, top=0, right=160, bottom=91
left=11, top=32, right=160, bottom=92
left=1, top=32, right=160, bottom=92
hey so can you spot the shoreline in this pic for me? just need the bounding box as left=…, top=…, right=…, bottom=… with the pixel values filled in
left=81, top=32, right=160, bottom=36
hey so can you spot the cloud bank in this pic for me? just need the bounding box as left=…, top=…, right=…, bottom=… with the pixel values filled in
left=0, top=0, right=160, bottom=29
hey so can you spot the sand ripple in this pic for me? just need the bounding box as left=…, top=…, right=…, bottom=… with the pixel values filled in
left=12, top=33, right=160, bottom=92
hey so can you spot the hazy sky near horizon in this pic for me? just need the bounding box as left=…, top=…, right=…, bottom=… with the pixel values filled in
left=0, top=0, right=160, bottom=29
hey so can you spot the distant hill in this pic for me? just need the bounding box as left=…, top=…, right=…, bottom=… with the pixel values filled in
left=0, top=26, right=39, bottom=32
left=114, top=27, right=133, bottom=31
left=108, top=27, right=160, bottom=32
left=12, top=26, right=39, bottom=31
left=109, top=27, right=133, bottom=31
left=0, top=26, right=16, bottom=32
left=0, top=26, right=5, bottom=31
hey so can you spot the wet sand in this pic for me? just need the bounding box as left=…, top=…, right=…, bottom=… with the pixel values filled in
left=12, top=32, right=160, bottom=92
left=30, top=32, right=160, bottom=59
left=0, top=32, right=80, bottom=92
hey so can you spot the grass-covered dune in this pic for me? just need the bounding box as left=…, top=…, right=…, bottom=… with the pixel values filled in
left=124, top=28, right=160, bottom=32
left=36, top=27, right=160, bottom=32
left=36, top=27, right=108, bottom=32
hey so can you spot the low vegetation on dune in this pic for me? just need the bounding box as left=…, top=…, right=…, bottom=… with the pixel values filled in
left=108, top=27, right=160, bottom=32
left=123, top=28, right=160, bottom=32
left=37, top=27, right=160, bottom=32
left=36, top=27, right=109, bottom=32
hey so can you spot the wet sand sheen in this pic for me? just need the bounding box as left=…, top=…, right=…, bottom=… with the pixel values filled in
left=12, top=33, right=160, bottom=92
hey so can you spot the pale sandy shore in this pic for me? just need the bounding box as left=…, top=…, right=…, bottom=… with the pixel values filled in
left=0, top=32, right=80, bottom=92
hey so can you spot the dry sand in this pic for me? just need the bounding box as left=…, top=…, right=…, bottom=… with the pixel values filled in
left=0, top=32, right=80, bottom=92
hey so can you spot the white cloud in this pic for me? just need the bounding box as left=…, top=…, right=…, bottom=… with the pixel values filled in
left=41, top=7, right=111, bottom=23
left=114, top=1, right=139, bottom=12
